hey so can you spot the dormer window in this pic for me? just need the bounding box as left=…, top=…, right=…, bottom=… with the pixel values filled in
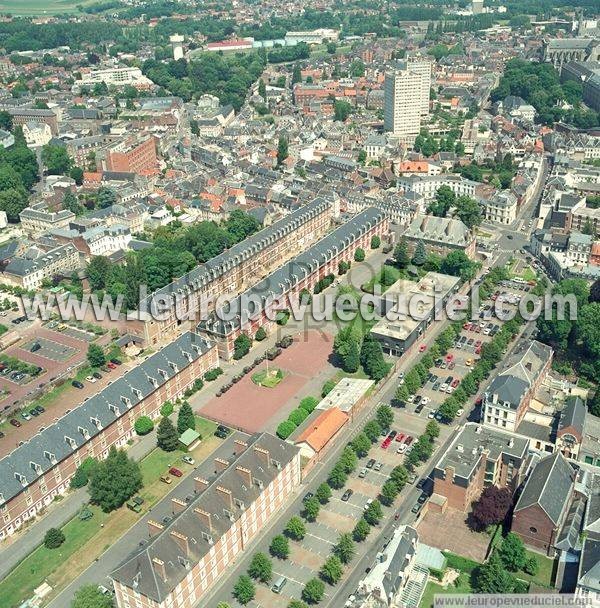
left=65, top=435, right=77, bottom=449
left=44, top=450, right=57, bottom=464
left=158, top=368, right=168, bottom=379
left=148, top=376, right=159, bottom=388
left=121, top=396, right=132, bottom=408
left=132, top=387, right=142, bottom=400
left=109, top=404, right=120, bottom=416
left=90, top=417, right=102, bottom=430
left=30, top=461, right=43, bottom=475
left=168, top=361, right=179, bottom=373
left=78, top=426, right=90, bottom=440
left=15, top=472, right=27, bottom=486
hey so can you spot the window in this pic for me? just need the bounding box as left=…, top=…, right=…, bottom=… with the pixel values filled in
left=529, top=526, right=537, bottom=534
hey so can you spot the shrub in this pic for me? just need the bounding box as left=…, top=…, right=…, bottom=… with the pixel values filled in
left=288, top=408, right=309, bottom=426
left=354, top=248, right=365, bottom=262
left=134, top=416, right=154, bottom=436
left=203, top=367, right=224, bottom=382
left=321, top=379, right=336, bottom=397
left=44, top=527, right=65, bottom=549
left=276, top=420, right=297, bottom=439
left=160, top=401, right=174, bottom=416
left=299, top=396, right=318, bottom=413
left=255, top=326, right=267, bottom=341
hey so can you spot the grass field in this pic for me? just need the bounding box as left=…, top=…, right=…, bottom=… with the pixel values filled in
left=0, top=0, right=101, bottom=15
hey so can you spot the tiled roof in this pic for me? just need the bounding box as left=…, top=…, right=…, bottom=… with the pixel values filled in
left=295, top=407, right=349, bottom=452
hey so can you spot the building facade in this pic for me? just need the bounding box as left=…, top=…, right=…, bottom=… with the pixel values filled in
left=105, top=137, right=158, bottom=175
left=0, top=332, right=218, bottom=540
left=384, top=63, right=425, bottom=139
left=111, top=434, right=301, bottom=608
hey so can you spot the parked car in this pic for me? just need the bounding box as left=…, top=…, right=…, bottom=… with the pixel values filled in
left=126, top=500, right=142, bottom=513
left=92, top=371, right=102, bottom=380
left=110, top=358, right=122, bottom=365
left=396, top=443, right=407, bottom=454
left=9, top=418, right=21, bottom=427
left=341, top=489, right=353, bottom=501
left=373, top=462, right=383, bottom=471
left=418, top=343, right=427, bottom=352
left=363, top=498, right=373, bottom=511
left=72, top=380, right=84, bottom=389
left=21, top=411, right=32, bottom=421
left=411, top=502, right=423, bottom=515
left=160, top=475, right=172, bottom=484
left=30, top=342, right=41, bottom=353
left=366, top=458, right=376, bottom=469
left=215, top=425, right=230, bottom=438
left=358, top=468, right=367, bottom=478
left=169, top=467, right=183, bottom=478
left=107, top=362, right=117, bottom=369
left=85, top=375, right=97, bottom=383
left=182, top=455, right=195, bottom=465
left=303, top=492, right=314, bottom=503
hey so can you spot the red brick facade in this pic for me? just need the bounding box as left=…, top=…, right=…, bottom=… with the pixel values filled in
left=106, top=137, right=157, bottom=174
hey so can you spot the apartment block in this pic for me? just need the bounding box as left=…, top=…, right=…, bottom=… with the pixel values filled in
left=197, top=207, right=389, bottom=360
left=111, top=434, right=301, bottom=608
left=432, top=423, right=529, bottom=512
left=0, top=333, right=218, bottom=540
left=105, top=137, right=158, bottom=175
left=384, top=63, right=425, bottom=139
left=9, top=108, right=59, bottom=136
left=483, top=340, right=553, bottom=433
left=19, top=202, right=76, bottom=236
left=140, top=197, right=335, bottom=346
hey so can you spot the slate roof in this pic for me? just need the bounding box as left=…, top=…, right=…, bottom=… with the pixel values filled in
left=139, top=197, right=332, bottom=313
left=110, top=433, right=299, bottom=602
left=404, top=213, right=472, bottom=247
left=514, top=452, right=575, bottom=525
left=0, top=332, right=214, bottom=506
left=558, top=396, right=586, bottom=438
left=199, top=207, right=386, bottom=336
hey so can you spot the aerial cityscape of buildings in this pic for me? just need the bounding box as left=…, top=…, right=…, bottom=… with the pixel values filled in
left=0, top=1, right=598, bottom=608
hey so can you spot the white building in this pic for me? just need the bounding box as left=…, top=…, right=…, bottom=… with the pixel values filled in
left=482, top=191, right=518, bottom=225
left=22, top=121, right=52, bottom=148
left=170, top=34, right=184, bottom=60
left=384, top=63, right=427, bottom=139
left=284, top=29, right=339, bottom=45
left=407, top=56, right=433, bottom=117
left=78, top=67, right=152, bottom=89
left=396, top=174, right=479, bottom=200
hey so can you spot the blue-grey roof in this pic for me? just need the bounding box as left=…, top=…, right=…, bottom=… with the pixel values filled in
left=199, top=207, right=386, bottom=336
left=0, top=332, right=214, bottom=506
left=139, top=197, right=333, bottom=312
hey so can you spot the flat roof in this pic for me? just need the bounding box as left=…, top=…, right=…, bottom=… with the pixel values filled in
left=371, top=272, right=460, bottom=342
left=316, top=378, right=374, bottom=413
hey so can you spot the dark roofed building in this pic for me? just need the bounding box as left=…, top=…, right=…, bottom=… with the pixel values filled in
left=512, top=452, right=576, bottom=554
left=111, top=433, right=300, bottom=607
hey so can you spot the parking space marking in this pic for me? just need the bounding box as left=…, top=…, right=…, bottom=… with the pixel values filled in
left=305, top=531, right=334, bottom=545
left=272, top=570, right=306, bottom=587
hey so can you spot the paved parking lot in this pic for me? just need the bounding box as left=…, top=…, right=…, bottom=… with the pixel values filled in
left=22, top=337, right=77, bottom=362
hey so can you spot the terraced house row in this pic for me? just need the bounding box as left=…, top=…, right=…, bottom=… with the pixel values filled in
left=111, top=434, right=301, bottom=608
left=198, top=207, right=389, bottom=359
left=137, top=197, right=336, bottom=346
left=0, top=333, right=218, bottom=540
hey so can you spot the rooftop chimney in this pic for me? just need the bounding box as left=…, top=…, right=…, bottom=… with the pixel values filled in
left=233, top=439, right=248, bottom=455
left=171, top=497, right=186, bottom=514
left=253, top=446, right=270, bottom=466
left=194, top=477, right=209, bottom=493
left=152, top=557, right=167, bottom=581
left=216, top=485, right=233, bottom=508
left=236, top=465, right=252, bottom=487
left=214, top=457, right=229, bottom=473
left=147, top=519, right=165, bottom=537
left=170, top=530, right=189, bottom=556
left=194, top=507, right=212, bottom=531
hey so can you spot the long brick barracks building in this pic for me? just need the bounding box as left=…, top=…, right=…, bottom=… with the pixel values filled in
left=111, top=434, right=301, bottom=608
left=0, top=333, right=218, bottom=540
left=198, top=207, right=389, bottom=360
left=136, top=197, right=336, bottom=347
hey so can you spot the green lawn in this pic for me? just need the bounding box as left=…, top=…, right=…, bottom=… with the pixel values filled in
left=251, top=368, right=284, bottom=388
left=0, top=0, right=102, bottom=15
left=517, top=550, right=555, bottom=588
left=420, top=575, right=472, bottom=608
left=0, top=505, right=109, bottom=608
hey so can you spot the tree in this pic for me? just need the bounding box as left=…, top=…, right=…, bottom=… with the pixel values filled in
left=96, top=186, right=117, bottom=209
left=354, top=247, right=365, bottom=262
left=360, top=333, right=389, bottom=381
left=351, top=432, right=371, bottom=458
left=302, top=496, right=320, bottom=521
left=277, top=135, right=288, bottom=166
left=216, top=604, right=231, bottom=608
left=316, top=482, right=332, bottom=504
left=473, top=552, right=516, bottom=594
left=364, top=500, right=383, bottom=526
left=353, top=518, right=371, bottom=542
left=134, top=416, right=154, bottom=436
left=233, top=333, right=252, bottom=359
left=425, top=420, right=440, bottom=439
left=358, top=149, right=367, bottom=164
left=88, top=446, right=142, bottom=512
left=233, top=575, right=255, bottom=605
left=339, top=446, right=358, bottom=473
left=285, top=516, right=306, bottom=540
left=376, top=404, right=394, bottom=430
left=524, top=556, right=539, bottom=576
left=441, top=250, right=479, bottom=282
left=320, top=555, right=343, bottom=585
left=394, top=384, right=410, bottom=404
left=334, top=100, right=352, bottom=122
left=499, top=532, right=527, bottom=572
left=70, top=457, right=98, bottom=489
left=157, top=416, right=179, bottom=451
left=393, top=238, right=410, bottom=268
left=42, top=144, right=72, bottom=175
left=302, top=578, right=325, bottom=604
left=470, top=485, right=513, bottom=530
left=327, top=463, right=348, bottom=489
left=0, top=110, right=12, bottom=131
left=371, top=235, right=381, bottom=249
left=292, top=63, right=302, bottom=85
left=322, top=379, right=336, bottom=397
left=412, top=240, right=427, bottom=266
left=455, top=195, right=482, bottom=228
left=177, top=401, right=195, bottom=435
left=334, top=532, right=355, bottom=564
left=255, top=326, right=267, bottom=341
left=44, top=527, right=65, bottom=549
left=70, top=166, right=84, bottom=185
left=270, top=534, right=290, bottom=559
left=71, top=584, right=114, bottom=608
left=160, top=401, right=174, bottom=417
left=363, top=419, right=382, bottom=443
left=276, top=420, right=297, bottom=439
left=248, top=552, right=272, bottom=583
left=390, top=465, right=408, bottom=489
left=0, top=187, right=28, bottom=222
left=288, top=601, right=309, bottom=608
left=428, top=185, right=456, bottom=217
left=87, top=343, right=106, bottom=367
left=578, top=303, right=600, bottom=359
left=380, top=480, right=399, bottom=506
left=299, top=396, right=318, bottom=413
left=258, top=78, right=266, bottom=101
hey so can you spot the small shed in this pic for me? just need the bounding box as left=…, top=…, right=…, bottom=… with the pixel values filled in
left=179, top=428, right=201, bottom=451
